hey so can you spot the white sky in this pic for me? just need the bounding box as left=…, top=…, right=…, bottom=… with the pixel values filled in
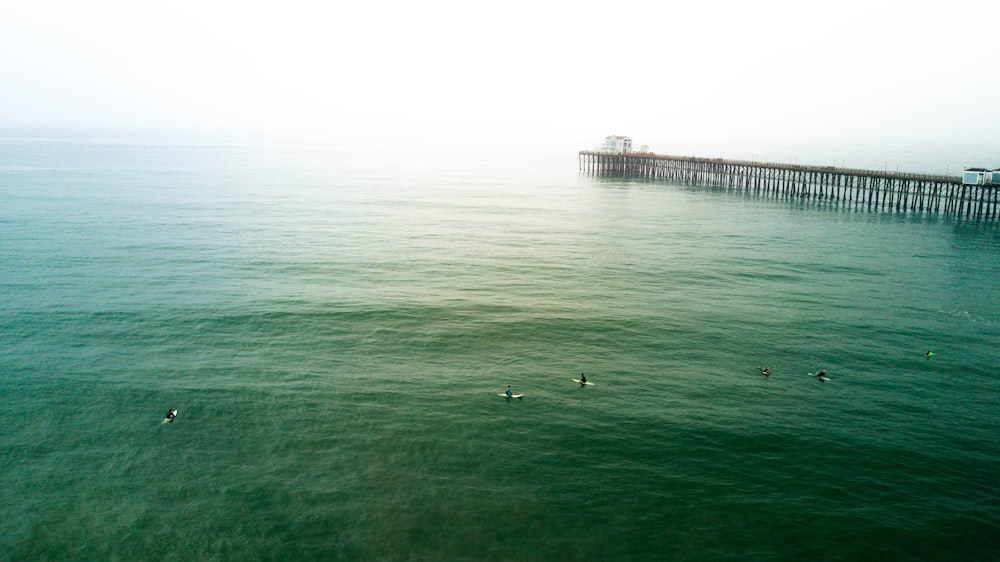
left=1, top=0, right=997, bottom=151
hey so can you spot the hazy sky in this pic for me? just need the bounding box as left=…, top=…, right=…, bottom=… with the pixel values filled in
left=2, top=0, right=997, bottom=151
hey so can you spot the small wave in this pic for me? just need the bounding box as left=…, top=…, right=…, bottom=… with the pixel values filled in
left=941, top=309, right=995, bottom=326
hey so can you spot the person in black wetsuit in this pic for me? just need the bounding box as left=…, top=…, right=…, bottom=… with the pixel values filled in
left=579, top=373, right=587, bottom=384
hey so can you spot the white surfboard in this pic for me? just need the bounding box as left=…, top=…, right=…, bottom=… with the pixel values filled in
left=808, top=373, right=830, bottom=382
left=572, top=379, right=593, bottom=385
left=162, top=410, right=178, bottom=423
left=498, top=393, right=524, bottom=399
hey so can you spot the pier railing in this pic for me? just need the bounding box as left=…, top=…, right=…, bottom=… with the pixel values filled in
left=579, top=151, right=999, bottom=221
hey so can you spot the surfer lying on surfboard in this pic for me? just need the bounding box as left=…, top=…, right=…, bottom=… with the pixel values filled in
left=163, top=408, right=178, bottom=423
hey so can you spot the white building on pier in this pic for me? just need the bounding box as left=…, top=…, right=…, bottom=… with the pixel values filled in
left=600, top=135, right=633, bottom=154
left=963, top=168, right=1000, bottom=186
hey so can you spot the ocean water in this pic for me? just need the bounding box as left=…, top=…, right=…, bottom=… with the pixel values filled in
left=2, top=133, right=999, bottom=561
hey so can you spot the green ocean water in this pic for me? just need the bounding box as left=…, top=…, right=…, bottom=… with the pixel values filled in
left=2, top=134, right=999, bottom=561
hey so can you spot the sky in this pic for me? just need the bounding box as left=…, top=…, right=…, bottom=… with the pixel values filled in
left=1, top=0, right=998, bottom=152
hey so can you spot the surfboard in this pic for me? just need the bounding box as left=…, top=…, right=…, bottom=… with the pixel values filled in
left=162, top=410, right=178, bottom=423
left=498, top=393, right=524, bottom=399
left=808, top=373, right=830, bottom=382
left=572, top=379, right=593, bottom=385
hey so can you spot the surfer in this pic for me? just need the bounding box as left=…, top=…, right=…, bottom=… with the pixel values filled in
left=579, top=373, right=587, bottom=384
left=165, top=408, right=177, bottom=420
left=760, top=367, right=770, bottom=377
left=816, top=370, right=827, bottom=379
left=505, top=386, right=513, bottom=398
left=926, top=350, right=934, bottom=358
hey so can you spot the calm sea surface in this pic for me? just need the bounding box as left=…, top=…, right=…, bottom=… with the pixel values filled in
left=2, top=134, right=999, bottom=561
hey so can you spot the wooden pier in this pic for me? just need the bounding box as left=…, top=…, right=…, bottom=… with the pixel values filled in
left=579, top=151, right=999, bottom=221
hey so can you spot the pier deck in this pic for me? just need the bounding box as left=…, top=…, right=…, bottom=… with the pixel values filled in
left=579, top=151, right=997, bottom=220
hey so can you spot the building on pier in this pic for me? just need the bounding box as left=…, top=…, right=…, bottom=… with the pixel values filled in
left=601, top=135, right=633, bottom=154
left=964, top=168, right=989, bottom=185
left=963, top=168, right=1000, bottom=186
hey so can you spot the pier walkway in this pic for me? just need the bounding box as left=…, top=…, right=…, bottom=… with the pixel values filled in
left=579, top=151, right=998, bottom=221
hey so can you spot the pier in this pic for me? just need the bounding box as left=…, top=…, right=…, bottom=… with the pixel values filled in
left=579, top=151, right=999, bottom=221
